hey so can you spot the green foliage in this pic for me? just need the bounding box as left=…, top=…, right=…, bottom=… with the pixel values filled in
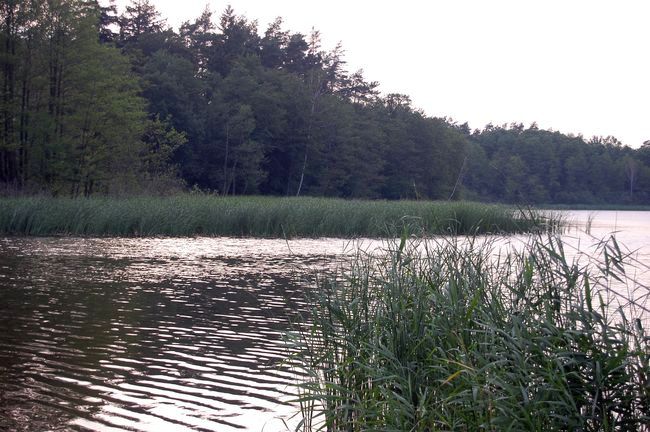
left=0, top=196, right=555, bottom=237
left=291, top=233, right=649, bottom=431
left=2, top=1, right=649, bottom=203
left=110, top=3, right=471, bottom=200
left=0, top=0, right=170, bottom=196
left=60, top=14, right=147, bottom=195
left=464, top=125, right=650, bottom=205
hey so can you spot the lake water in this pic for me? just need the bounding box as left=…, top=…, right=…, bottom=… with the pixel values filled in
left=557, top=210, right=650, bottom=292
left=0, top=210, right=648, bottom=431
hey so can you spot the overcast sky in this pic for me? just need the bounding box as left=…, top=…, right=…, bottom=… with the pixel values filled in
left=107, top=0, right=650, bottom=148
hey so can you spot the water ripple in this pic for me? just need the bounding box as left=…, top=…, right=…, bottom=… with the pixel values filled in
left=2, top=214, right=648, bottom=431
left=0, top=237, right=351, bottom=431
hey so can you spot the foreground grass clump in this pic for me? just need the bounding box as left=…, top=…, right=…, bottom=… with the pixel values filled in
left=0, top=195, right=555, bottom=237
left=291, top=233, right=649, bottom=431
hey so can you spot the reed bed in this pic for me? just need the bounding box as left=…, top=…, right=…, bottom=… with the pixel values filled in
left=0, top=196, right=556, bottom=237
left=290, top=231, right=649, bottom=431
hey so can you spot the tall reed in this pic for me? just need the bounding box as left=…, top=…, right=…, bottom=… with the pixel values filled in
left=0, top=196, right=558, bottom=237
left=290, top=230, right=649, bottom=431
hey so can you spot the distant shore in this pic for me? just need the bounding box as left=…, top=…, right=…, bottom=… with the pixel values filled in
left=0, top=195, right=556, bottom=238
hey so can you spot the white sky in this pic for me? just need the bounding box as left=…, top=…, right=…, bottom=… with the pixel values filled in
left=107, top=0, right=650, bottom=148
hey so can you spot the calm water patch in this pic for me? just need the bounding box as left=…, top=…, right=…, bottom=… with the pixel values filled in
left=0, top=211, right=648, bottom=431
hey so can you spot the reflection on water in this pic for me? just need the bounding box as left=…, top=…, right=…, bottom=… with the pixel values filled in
left=0, top=211, right=648, bottom=431
left=0, top=238, right=350, bottom=432
left=560, top=210, right=650, bottom=290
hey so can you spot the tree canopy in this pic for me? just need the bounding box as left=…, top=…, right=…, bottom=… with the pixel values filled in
left=0, top=0, right=648, bottom=204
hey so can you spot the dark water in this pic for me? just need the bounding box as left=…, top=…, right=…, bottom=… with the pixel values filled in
left=0, top=238, right=346, bottom=432
left=0, top=211, right=648, bottom=431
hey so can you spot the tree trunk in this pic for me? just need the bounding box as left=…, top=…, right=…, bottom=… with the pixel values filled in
left=2, top=3, right=16, bottom=184
left=296, top=150, right=307, bottom=196
left=18, top=52, right=30, bottom=188
left=296, top=90, right=319, bottom=196
left=222, top=123, right=229, bottom=195
left=228, top=159, right=238, bottom=195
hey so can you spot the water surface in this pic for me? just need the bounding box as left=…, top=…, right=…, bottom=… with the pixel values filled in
left=0, top=211, right=648, bottom=431
left=0, top=238, right=348, bottom=431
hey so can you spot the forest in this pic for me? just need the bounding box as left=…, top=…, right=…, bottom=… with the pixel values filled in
left=1, top=0, right=649, bottom=204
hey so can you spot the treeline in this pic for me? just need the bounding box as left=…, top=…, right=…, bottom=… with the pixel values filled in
left=464, top=126, right=650, bottom=204
left=1, top=0, right=649, bottom=204
left=0, top=0, right=183, bottom=196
